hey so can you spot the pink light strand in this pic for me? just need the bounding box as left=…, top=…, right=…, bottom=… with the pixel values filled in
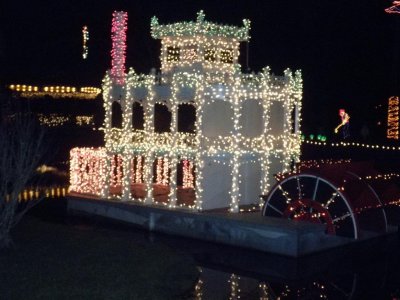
left=111, top=11, right=128, bottom=85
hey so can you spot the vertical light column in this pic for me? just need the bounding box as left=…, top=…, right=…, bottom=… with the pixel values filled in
left=122, top=94, right=132, bottom=129
left=122, top=153, right=132, bottom=200
left=281, top=69, right=293, bottom=174
left=168, top=75, right=179, bottom=207
left=69, top=148, right=80, bottom=192
left=144, top=154, right=154, bottom=204
left=104, top=11, right=128, bottom=202
left=194, top=74, right=205, bottom=211
left=292, top=70, right=303, bottom=164
left=143, top=82, right=155, bottom=204
left=294, top=104, right=299, bottom=134
left=260, top=68, right=272, bottom=198
left=182, top=159, right=195, bottom=188
left=101, top=151, right=112, bottom=198
left=230, top=76, right=241, bottom=213
left=111, top=11, right=128, bottom=86
left=102, top=74, right=113, bottom=130
left=168, top=156, right=178, bottom=207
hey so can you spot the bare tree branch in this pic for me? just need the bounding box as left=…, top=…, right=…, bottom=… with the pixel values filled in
left=0, top=108, right=48, bottom=249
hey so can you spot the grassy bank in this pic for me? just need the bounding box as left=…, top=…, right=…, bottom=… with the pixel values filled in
left=0, top=215, right=199, bottom=299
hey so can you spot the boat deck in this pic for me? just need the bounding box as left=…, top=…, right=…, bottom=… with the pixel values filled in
left=67, top=194, right=397, bottom=257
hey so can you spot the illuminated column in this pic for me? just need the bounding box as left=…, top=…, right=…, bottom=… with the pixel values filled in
left=168, top=76, right=180, bottom=207
left=159, top=40, right=168, bottom=76
left=168, top=158, right=177, bottom=204
left=170, top=104, right=178, bottom=133
left=294, top=104, right=300, bottom=134
left=260, top=160, right=272, bottom=198
left=137, top=155, right=144, bottom=183
left=282, top=99, right=291, bottom=173
left=122, top=93, right=132, bottom=129
left=292, top=70, right=303, bottom=163
left=194, top=75, right=205, bottom=211
left=111, top=11, right=128, bottom=86
left=69, top=148, right=79, bottom=192
left=155, top=157, right=163, bottom=184
left=144, top=154, right=154, bottom=204
left=103, top=74, right=113, bottom=130
left=144, top=100, right=154, bottom=133
left=168, top=156, right=178, bottom=207
left=142, top=81, right=155, bottom=204
left=230, top=76, right=241, bottom=213
left=260, top=72, right=272, bottom=196
left=101, top=151, right=112, bottom=198
left=281, top=69, right=294, bottom=174
left=182, top=159, right=195, bottom=188
left=230, top=157, right=240, bottom=213
left=122, top=153, right=132, bottom=200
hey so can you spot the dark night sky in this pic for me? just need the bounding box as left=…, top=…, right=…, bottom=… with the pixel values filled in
left=0, top=0, right=399, bottom=136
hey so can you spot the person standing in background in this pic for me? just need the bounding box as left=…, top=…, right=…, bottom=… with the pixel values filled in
left=334, top=109, right=350, bottom=139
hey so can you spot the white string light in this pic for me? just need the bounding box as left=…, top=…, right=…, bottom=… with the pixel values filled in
left=70, top=11, right=303, bottom=212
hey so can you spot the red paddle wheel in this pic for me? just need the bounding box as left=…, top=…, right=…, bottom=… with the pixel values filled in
left=261, top=162, right=399, bottom=239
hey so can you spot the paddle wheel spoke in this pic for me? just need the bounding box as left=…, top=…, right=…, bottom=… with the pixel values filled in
left=332, top=212, right=352, bottom=223
left=266, top=202, right=284, bottom=215
left=312, top=178, right=319, bottom=200
left=323, top=192, right=339, bottom=208
left=277, top=184, right=292, bottom=204
left=296, top=176, right=302, bottom=200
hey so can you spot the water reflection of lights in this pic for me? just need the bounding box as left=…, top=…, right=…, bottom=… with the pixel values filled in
left=192, top=268, right=360, bottom=300
left=194, top=268, right=203, bottom=300
left=37, top=114, right=95, bottom=127
left=38, top=114, right=70, bottom=127
left=18, top=186, right=69, bottom=202
left=76, top=115, right=95, bottom=126
left=229, top=274, right=240, bottom=299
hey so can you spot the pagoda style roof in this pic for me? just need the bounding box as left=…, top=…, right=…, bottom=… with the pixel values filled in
left=150, top=10, right=251, bottom=41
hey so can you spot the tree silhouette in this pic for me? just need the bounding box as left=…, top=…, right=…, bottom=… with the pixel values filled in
left=0, top=104, right=47, bottom=249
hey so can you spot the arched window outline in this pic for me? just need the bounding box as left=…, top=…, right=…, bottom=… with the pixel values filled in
left=111, top=101, right=123, bottom=128
left=132, top=101, right=144, bottom=130
left=154, top=102, right=172, bottom=133
left=178, top=103, right=196, bottom=133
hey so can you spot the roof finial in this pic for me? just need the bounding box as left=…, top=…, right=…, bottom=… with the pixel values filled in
left=197, top=10, right=205, bottom=23
left=151, top=16, right=159, bottom=28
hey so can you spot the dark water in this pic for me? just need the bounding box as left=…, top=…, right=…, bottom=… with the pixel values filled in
left=150, top=230, right=400, bottom=300
left=29, top=198, right=400, bottom=300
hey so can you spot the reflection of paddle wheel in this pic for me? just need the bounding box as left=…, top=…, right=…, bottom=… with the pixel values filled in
left=261, top=162, right=400, bottom=239
left=263, top=277, right=358, bottom=300
left=260, top=256, right=390, bottom=300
